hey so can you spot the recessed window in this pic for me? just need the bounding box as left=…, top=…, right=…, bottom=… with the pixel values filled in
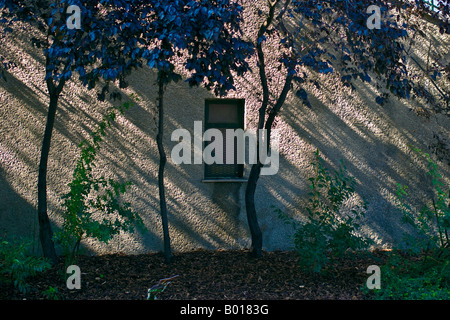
left=204, top=99, right=245, bottom=180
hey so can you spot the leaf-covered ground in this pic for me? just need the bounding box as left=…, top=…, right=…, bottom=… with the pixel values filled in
left=1, top=249, right=389, bottom=300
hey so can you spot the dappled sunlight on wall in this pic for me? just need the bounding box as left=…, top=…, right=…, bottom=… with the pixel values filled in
left=1, top=4, right=449, bottom=255
left=272, top=46, right=449, bottom=247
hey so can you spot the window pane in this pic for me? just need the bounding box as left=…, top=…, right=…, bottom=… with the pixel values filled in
left=208, top=103, right=239, bottom=124
left=205, top=164, right=242, bottom=178
left=204, top=100, right=244, bottom=179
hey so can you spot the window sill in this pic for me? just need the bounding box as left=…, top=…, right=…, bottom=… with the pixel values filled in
left=201, top=178, right=248, bottom=183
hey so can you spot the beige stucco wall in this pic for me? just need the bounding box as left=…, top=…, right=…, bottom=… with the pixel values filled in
left=0, top=5, right=449, bottom=256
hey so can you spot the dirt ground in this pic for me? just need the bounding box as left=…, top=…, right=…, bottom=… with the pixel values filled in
left=0, top=249, right=391, bottom=301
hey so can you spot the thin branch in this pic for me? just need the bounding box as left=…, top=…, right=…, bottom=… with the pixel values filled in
left=256, top=0, right=280, bottom=130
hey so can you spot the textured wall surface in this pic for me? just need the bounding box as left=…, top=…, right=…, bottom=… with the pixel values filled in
left=0, top=4, right=449, bottom=256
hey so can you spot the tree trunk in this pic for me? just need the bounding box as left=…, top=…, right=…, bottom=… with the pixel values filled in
left=244, top=7, right=294, bottom=256
left=245, top=163, right=263, bottom=257
left=244, top=74, right=293, bottom=258
left=37, top=90, right=61, bottom=264
left=243, top=4, right=277, bottom=258
left=156, top=78, right=173, bottom=263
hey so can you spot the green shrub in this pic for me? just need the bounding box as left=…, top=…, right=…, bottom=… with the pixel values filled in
left=395, top=146, right=449, bottom=254
left=54, top=98, right=145, bottom=265
left=41, top=285, right=60, bottom=300
left=277, top=149, right=371, bottom=273
left=365, top=249, right=450, bottom=300
left=0, top=237, right=51, bottom=293
left=367, top=146, right=449, bottom=300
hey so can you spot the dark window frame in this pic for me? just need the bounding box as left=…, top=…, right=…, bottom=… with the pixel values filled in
left=203, top=99, right=246, bottom=181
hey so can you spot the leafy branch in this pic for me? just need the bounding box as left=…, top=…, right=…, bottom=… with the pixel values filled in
left=0, top=237, right=51, bottom=293
left=395, top=146, right=449, bottom=256
left=54, top=95, right=145, bottom=265
left=278, top=149, right=371, bottom=273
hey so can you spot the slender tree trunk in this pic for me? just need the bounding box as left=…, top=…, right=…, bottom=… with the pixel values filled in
left=156, top=78, right=172, bottom=263
left=37, top=86, right=63, bottom=264
left=244, top=0, right=294, bottom=257
left=245, top=73, right=293, bottom=258
left=245, top=163, right=263, bottom=257
left=244, top=3, right=276, bottom=258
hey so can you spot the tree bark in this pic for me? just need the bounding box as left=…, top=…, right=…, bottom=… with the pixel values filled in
left=244, top=1, right=295, bottom=258
left=244, top=2, right=278, bottom=258
left=156, top=78, right=173, bottom=264
left=245, top=163, right=263, bottom=257
left=245, top=73, right=293, bottom=258
left=37, top=79, right=64, bottom=264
